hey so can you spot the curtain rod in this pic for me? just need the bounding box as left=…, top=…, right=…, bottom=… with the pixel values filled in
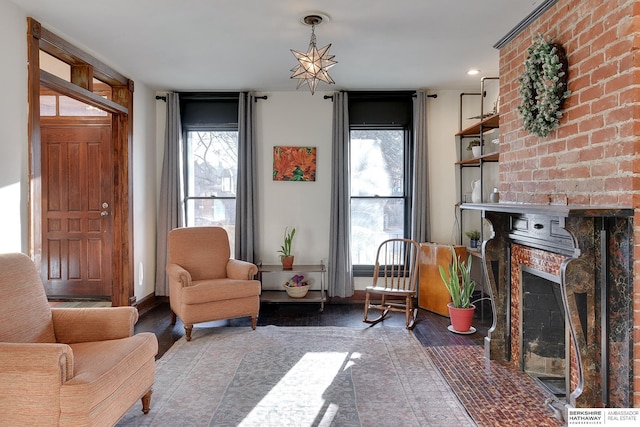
left=158, top=93, right=437, bottom=101
left=324, top=93, right=436, bottom=101
left=156, top=95, right=268, bottom=102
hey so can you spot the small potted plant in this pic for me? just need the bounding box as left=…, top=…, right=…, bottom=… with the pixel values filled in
left=283, top=274, right=310, bottom=298
left=466, top=139, right=483, bottom=158
left=277, top=227, right=296, bottom=269
left=465, top=230, right=481, bottom=249
left=438, top=246, right=478, bottom=333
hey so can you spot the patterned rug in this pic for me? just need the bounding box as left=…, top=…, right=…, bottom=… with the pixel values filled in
left=118, top=326, right=475, bottom=427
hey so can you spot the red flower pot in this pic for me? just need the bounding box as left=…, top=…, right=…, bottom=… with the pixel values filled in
left=281, top=255, right=294, bottom=270
left=447, top=303, right=475, bottom=333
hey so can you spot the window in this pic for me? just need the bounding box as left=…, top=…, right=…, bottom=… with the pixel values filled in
left=180, top=94, right=239, bottom=254
left=349, top=93, right=413, bottom=275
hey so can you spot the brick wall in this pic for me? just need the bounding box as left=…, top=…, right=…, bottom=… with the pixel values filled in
left=497, top=0, right=640, bottom=406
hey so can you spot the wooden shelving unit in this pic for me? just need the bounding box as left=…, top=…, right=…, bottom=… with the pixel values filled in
left=456, top=151, right=500, bottom=165
left=456, top=78, right=500, bottom=247
left=258, top=263, right=326, bottom=312
left=455, top=113, right=500, bottom=137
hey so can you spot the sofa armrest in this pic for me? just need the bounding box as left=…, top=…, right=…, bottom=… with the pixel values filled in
left=0, top=342, right=74, bottom=424
left=0, top=342, right=74, bottom=383
left=51, top=307, right=138, bottom=344
left=227, top=259, right=259, bottom=280
left=167, top=263, right=193, bottom=287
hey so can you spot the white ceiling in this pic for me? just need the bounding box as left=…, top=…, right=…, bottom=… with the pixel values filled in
left=10, top=0, right=543, bottom=92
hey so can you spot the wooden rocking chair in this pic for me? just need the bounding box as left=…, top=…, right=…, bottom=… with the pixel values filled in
left=363, top=238, right=421, bottom=329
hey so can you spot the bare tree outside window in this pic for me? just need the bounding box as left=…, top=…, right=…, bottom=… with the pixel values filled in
left=185, top=130, right=238, bottom=253
left=350, top=129, right=406, bottom=265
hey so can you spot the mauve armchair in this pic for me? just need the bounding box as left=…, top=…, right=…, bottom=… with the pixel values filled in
left=166, top=227, right=261, bottom=341
left=0, top=253, right=158, bottom=427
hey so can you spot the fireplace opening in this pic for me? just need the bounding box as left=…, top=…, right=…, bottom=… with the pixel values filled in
left=520, top=268, right=567, bottom=399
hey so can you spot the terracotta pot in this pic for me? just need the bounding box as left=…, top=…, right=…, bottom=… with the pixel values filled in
left=281, top=255, right=294, bottom=270
left=447, top=303, right=475, bottom=333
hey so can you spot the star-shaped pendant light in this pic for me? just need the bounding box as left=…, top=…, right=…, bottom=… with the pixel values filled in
left=291, top=14, right=337, bottom=95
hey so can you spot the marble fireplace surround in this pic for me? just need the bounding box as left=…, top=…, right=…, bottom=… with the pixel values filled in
left=464, top=203, right=634, bottom=409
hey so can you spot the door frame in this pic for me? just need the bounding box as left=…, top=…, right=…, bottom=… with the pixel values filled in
left=27, top=17, right=135, bottom=306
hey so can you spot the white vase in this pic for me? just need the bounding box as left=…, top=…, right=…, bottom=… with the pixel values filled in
left=471, top=180, right=482, bottom=203
left=471, top=146, right=482, bottom=158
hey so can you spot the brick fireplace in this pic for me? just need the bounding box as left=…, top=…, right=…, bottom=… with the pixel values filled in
left=489, top=0, right=639, bottom=409
left=465, top=204, right=633, bottom=411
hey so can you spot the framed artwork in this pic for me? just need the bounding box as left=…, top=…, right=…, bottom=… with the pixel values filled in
left=273, top=146, right=316, bottom=181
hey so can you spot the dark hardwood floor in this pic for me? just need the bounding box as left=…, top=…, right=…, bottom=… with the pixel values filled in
left=135, top=300, right=492, bottom=359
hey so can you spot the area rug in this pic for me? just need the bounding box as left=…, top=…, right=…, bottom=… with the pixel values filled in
left=117, top=326, right=475, bottom=427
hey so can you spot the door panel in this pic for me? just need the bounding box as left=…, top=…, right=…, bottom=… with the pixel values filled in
left=41, top=125, right=113, bottom=298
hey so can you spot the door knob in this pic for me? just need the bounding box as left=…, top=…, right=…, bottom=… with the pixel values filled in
left=101, top=211, right=109, bottom=217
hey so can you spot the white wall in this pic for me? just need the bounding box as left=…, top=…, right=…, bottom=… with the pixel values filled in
left=256, top=92, right=333, bottom=289
left=132, top=84, right=158, bottom=300
left=256, top=92, right=333, bottom=265
left=426, top=90, right=465, bottom=246
left=0, top=0, right=28, bottom=253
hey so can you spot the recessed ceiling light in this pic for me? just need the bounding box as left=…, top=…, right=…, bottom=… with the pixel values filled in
left=467, top=69, right=480, bottom=75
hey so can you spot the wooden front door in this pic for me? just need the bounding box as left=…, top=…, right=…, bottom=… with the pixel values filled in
left=40, top=123, right=113, bottom=298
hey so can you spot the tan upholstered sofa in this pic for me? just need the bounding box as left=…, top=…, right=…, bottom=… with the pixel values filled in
left=0, top=253, right=158, bottom=427
left=166, top=226, right=261, bottom=341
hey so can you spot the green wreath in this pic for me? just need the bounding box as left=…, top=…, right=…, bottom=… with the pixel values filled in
left=517, top=35, right=570, bottom=138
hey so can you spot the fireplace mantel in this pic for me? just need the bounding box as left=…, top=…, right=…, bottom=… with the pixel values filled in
left=464, top=203, right=634, bottom=410
left=462, top=202, right=633, bottom=218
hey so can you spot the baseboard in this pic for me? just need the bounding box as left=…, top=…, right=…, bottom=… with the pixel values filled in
left=135, top=293, right=167, bottom=316
left=327, top=290, right=367, bottom=304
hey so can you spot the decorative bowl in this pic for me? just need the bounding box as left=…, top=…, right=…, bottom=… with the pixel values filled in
left=283, top=283, right=310, bottom=298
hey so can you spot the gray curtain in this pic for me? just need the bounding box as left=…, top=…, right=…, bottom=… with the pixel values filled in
left=155, top=93, right=184, bottom=296
left=411, top=90, right=430, bottom=243
left=235, top=92, right=258, bottom=263
left=328, top=92, right=353, bottom=297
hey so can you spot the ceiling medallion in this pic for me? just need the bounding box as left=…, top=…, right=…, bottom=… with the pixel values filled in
left=290, top=14, right=337, bottom=95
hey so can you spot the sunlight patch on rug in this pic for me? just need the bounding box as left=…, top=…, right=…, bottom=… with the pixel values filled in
left=212, top=351, right=359, bottom=426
